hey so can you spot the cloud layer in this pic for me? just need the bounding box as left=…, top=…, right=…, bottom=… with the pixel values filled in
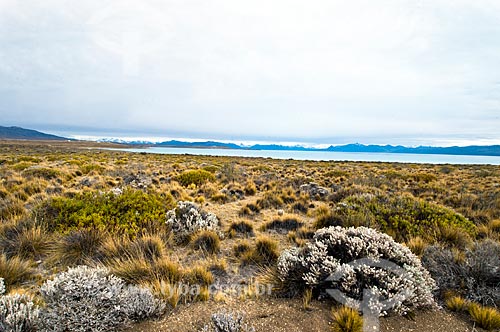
left=1, top=0, right=499, bottom=145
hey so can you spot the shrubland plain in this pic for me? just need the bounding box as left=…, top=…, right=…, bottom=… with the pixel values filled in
left=0, top=140, right=499, bottom=332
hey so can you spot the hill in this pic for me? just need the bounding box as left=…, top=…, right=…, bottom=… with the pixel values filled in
left=0, top=126, right=68, bottom=140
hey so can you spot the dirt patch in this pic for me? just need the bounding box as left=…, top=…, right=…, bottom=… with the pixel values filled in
left=126, top=298, right=479, bottom=332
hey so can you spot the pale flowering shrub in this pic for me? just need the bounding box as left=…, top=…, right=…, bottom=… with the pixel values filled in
left=276, top=226, right=437, bottom=316
left=0, top=278, right=4, bottom=296
left=166, top=201, right=220, bottom=241
left=0, top=293, right=40, bottom=332
left=200, top=311, right=255, bottom=332
left=39, top=266, right=165, bottom=332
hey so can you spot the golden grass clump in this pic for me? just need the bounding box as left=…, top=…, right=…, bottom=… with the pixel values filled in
left=445, top=296, right=469, bottom=312
left=0, top=254, right=35, bottom=290
left=468, top=303, right=500, bottom=331
left=191, top=230, right=221, bottom=254
left=405, top=236, right=428, bottom=257
left=241, top=236, right=279, bottom=266
left=331, top=306, right=363, bottom=332
left=49, top=228, right=104, bottom=266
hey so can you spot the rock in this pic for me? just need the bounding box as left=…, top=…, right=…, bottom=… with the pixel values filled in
left=277, top=209, right=284, bottom=216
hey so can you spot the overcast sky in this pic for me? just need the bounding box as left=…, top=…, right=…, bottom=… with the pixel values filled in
left=1, top=0, right=500, bottom=146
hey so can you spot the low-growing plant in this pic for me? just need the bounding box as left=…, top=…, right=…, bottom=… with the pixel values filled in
left=0, top=255, right=34, bottom=291
left=49, top=228, right=104, bottom=266
left=35, top=189, right=174, bottom=235
left=405, top=236, right=428, bottom=257
left=275, top=226, right=437, bottom=315
left=228, top=221, right=254, bottom=237
left=22, top=167, right=60, bottom=180
left=446, top=296, right=469, bottom=312
left=321, top=194, right=476, bottom=243
left=185, top=266, right=214, bottom=287
left=422, top=240, right=500, bottom=307
left=0, top=221, right=51, bottom=260
left=233, top=241, right=252, bottom=258
left=261, top=217, right=304, bottom=234
left=191, top=230, right=221, bottom=254
left=166, top=201, right=220, bottom=242
left=241, top=236, right=279, bottom=266
left=331, top=306, right=363, bottom=332
left=200, top=311, right=255, bottom=332
left=39, top=266, right=165, bottom=332
left=0, top=293, right=40, bottom=332
left=468, top=303, right=500, bottom=331
left=177, top=169, right=215, bottom=187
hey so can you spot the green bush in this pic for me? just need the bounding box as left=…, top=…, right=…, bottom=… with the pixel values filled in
left=35, top=189, right=174, bottom=235
left=322, top=194, right=476, bottom=243
left=177, top=170, right=215, bottom=187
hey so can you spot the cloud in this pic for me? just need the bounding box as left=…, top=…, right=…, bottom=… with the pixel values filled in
left=0, top=0, right=499, bottom=145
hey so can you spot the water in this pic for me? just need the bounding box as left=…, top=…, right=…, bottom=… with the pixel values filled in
left=104, top=147, right=500, bottom=165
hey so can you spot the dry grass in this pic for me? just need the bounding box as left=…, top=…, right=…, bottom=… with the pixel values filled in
left=468, top=303, right=500, bottom=331
left=330, top=306, right=363, bottom=332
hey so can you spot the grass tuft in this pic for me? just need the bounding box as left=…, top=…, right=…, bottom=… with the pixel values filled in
left=331, top=306, right=363, bottom=332
left=468, top=303, right=500, bottom=331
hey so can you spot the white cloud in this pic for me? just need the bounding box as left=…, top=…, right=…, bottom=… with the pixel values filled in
left=0, top=0, right=499, bottom=145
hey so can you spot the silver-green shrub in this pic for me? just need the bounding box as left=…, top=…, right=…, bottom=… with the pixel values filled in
left=200, top=311, right=255, bottom=332
left=422, top=240, right=500, bottom=307
left=166, top=201, right=220, bottom=240
left=276, top=226, right=437, bottom=316
left=39, top=266, right=165, bottom=332
left=0, top=293, right=40, bottom=332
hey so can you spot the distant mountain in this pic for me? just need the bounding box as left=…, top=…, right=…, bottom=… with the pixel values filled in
left=0, top=126, right=68, bottom=140
left=326, top=143, right=500, bottom=156
left=157, top=140, right=243, bottom=149
left=152, top=140, right=500, bottom=157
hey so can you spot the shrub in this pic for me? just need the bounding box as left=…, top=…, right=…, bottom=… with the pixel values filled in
left=275, top=226, right=436, bottom=315
left=331, top=306, right=363, bottom=332
left=200, top=311, right=255, bottom=332
left=177, top=170, right=215, bottom=187
left=468, top=303, right=500, bottom=331
left=34, top=189, right=174, bottom=235
left=191, top=231, right=221, bottom=254
left=422, top=240, right=500, bottom=307
left=261, top=217, right=304, bottom=234
left=166, top=201, right=220, bottom=242
left=0, top=255, right=34, bottom=291
left=39, top=266, right=165, bottom=332
left=49, top=228, right=104, bottom=266
left=0, top=293, right=40, bottom=332
left=323, top=194, right=476, bottom=243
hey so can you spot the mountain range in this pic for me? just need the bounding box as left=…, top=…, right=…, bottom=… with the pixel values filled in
left=0, top=126, right=68, bottom=140
left=2, top=125, right=500, bottom=157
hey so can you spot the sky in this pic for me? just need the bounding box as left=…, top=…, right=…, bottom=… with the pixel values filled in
left=1, top=0, right=500, bottom=146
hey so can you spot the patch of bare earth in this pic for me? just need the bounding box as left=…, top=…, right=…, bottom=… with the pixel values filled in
left=127, top=298, right=479, bottom=332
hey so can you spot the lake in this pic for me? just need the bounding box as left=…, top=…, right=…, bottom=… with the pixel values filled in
left=104, top=147, right=500, bottom=165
